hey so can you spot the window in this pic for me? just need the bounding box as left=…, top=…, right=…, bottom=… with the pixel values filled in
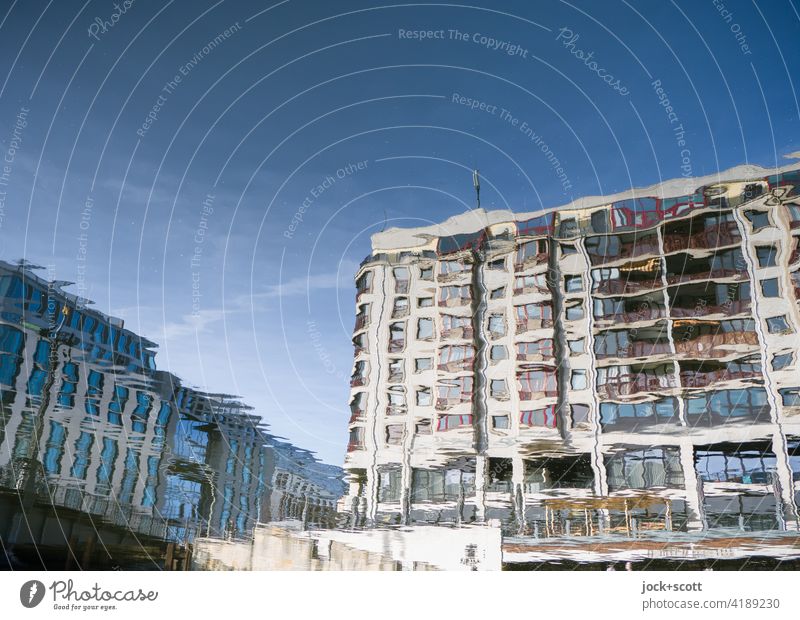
left=438, top=345, right=475, bottom=369
left=565, top=302, right=584, bottom=321
left=356, top=270, right=373, bottom=294
left=780, top=388, right=800, bottom=407
left=565, top=275, right=583, bottom=293
left=415, top=357, right=432, bottom=372
left=490, top=345, right=507, bottom=361
left=417, top=318, right=434, bottom=340
left=388, top=359, right=404, bottom=382
left=571, top=404, right=590, bottom=425
left=744, top=210, right=770, bottom=231
left=518, top=369, right=557, bottom=397
left=571, top=370, right=587, bottom=390
left=558, top=217, right=578, bottom=237
left=389, top=322, right=406, bottom=351
left=393, top=267, right=410, bottom=293
left=514, top=273, right=548, bottom=293
left=490, top=287, right=505, bottom=299
left=392, top=297, right=409, bottom=318
left=488, top=314, right=505, bottom=337
left=488, top=258, right=505, bottom=270
left=517, top=339, right=554, bottom=359
left=387, top=387, right=406, bottom=415
left=416, top=387, right=432, bottom=406
left=418, top=297, right=433, bottom=308
left=568, top=338, right=585, bottom=355
left=415, top=419, right=432, bottom=434
left=420, top=266, right=433, bottom=280
left=440, top=285, right=470, bottom=304
left=766, top=315, right=792, bottom=334
left=772, top=352, right=793, bottom=370
left=441, top=259, right=468, bottom=275
left=385, top=424, right=404, bottom=445
left=492, top=415, right=509, bottom=430
left=490, top=379, right=509, bottom=399
left=756, top=245, right=777, bottom=267
left=520, top=404, right=557, bottom=428
left=560, top=243, right=577, bottom=255
left=761, top=278, right=779, bottom=297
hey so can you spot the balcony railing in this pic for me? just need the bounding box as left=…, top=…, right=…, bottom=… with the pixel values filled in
left=674, top=332, right=760, bottom=358
left=518, top=389, right=559, bottom=400
left=438, top=359, right=474, bottom=373
left=596, top=341, right=672, bottom=359
left=440, top=327, right=473, bottom=340
left=435, top=396, right=471, bottom=411
left=350, top=376, right=366, bottom=388
left=438, top=297, right=470, bottom=308
left=348, top=410, right=365, bottom=424
left=595, top=307, right=666, bottom=324
left=588, top=239, right=660, bottom=265
left=514, top=253, right=548, bottom=272
left=388, top=339, right=405, bottom=353
left=670, top=299, right=751, bottom=318
left=665, top=267, right=746, bottom=286
left=515, top=318, right=554, bottom=334
left=594, top=278, right=662, bottom=296
left=599, top=375, right=678, bottom=398
left=354, top=315, right=369, bottom=331
left=662, top=222, right=740, bottom=253
left=680, top=368, right=761, bottom=388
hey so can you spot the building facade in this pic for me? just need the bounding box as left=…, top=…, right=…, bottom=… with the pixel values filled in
left=342, top=164, right=800, bottom=539
left=0, top=260, right=343, bottom=567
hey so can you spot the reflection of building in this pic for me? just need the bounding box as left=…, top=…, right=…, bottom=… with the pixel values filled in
left=0, top=261, right=343, bottom=568
left=342, top=164, right=800, bottom=548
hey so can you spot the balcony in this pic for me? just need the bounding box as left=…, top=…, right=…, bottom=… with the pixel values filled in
left=348, top=409, right=365, bottom=424
left=680, top=368, right=761, bottom=388
left=673, top=331, right=759, bottom=358
left=435, top=396, right=471, bottom=411
left=437, top=358, right=474, bottom=373
left=586, top=234, right=660, bottom=266
left=665, top=267, right=746, bottom=286
left=670, top=299, right=751, bottom=318
left=662, top=220, right=740, bottom=253
left=350, top=376, right=366, bottom=388
left=596, top=341, right=672, bottom=360
left=518, top=389, right=559, bottom=400
left=440, top=326, right=473, bottom=340
left=515, top=318, right=553, bottom=334
left=599, top=374, right=678, bottom=399
left=354, top=315, right=369, bottom=331
left=388, top=339, right=405, bottom=353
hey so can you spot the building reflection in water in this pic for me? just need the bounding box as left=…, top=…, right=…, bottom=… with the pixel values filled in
left=341, top=166, right=800, bottom=567
left=0, top=260, right=343, bottom=569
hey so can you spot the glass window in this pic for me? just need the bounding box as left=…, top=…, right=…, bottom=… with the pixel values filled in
left=766, top=315, right=792, bottom=334
left=565, top=303, right=584, bottom=321
left=488, top=314, right=505, bottom=337
left=415, top=419, right=432, bottom=434
left=568, top=338, right=585, bottom=355
left=571, top=404, right=590, bottom=425
left=417, top=318, right=433, bottom=339
left=416, top=387, right=432, bottom=406
left=565, top=275, right=583, bottom=293
left=415, top=358, right=432, bottom=372
left=490, top=379, right=508, bottom=398
left=385, top=425, right=404, bottom=445
left=761, top=278, right=779, bottom=297
left=420, top=266, right=433, bottom=280
left=756, top=245, right=777, bottom=267
left=772, top=352, right=793, bottom=371
left=560, top=243, right=577, bottom=255
left=744, top=210, right=770, bottom=231
left=490, top=345, right=507, bottom=361
left=490, top=287, right=505, bottom=299
left=418, top=297, right=433, bottom=308
left=492, top=415, right=509, bottom=429
left=488, top=258, right=505, bottom=270
left=571, top=370, right=587, bottom=390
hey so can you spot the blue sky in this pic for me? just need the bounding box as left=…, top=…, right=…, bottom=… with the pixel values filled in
left=0, top=0, right=798, bottom=464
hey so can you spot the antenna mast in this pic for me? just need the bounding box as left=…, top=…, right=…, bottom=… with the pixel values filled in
left=472, top=169, right=481, bottom=210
